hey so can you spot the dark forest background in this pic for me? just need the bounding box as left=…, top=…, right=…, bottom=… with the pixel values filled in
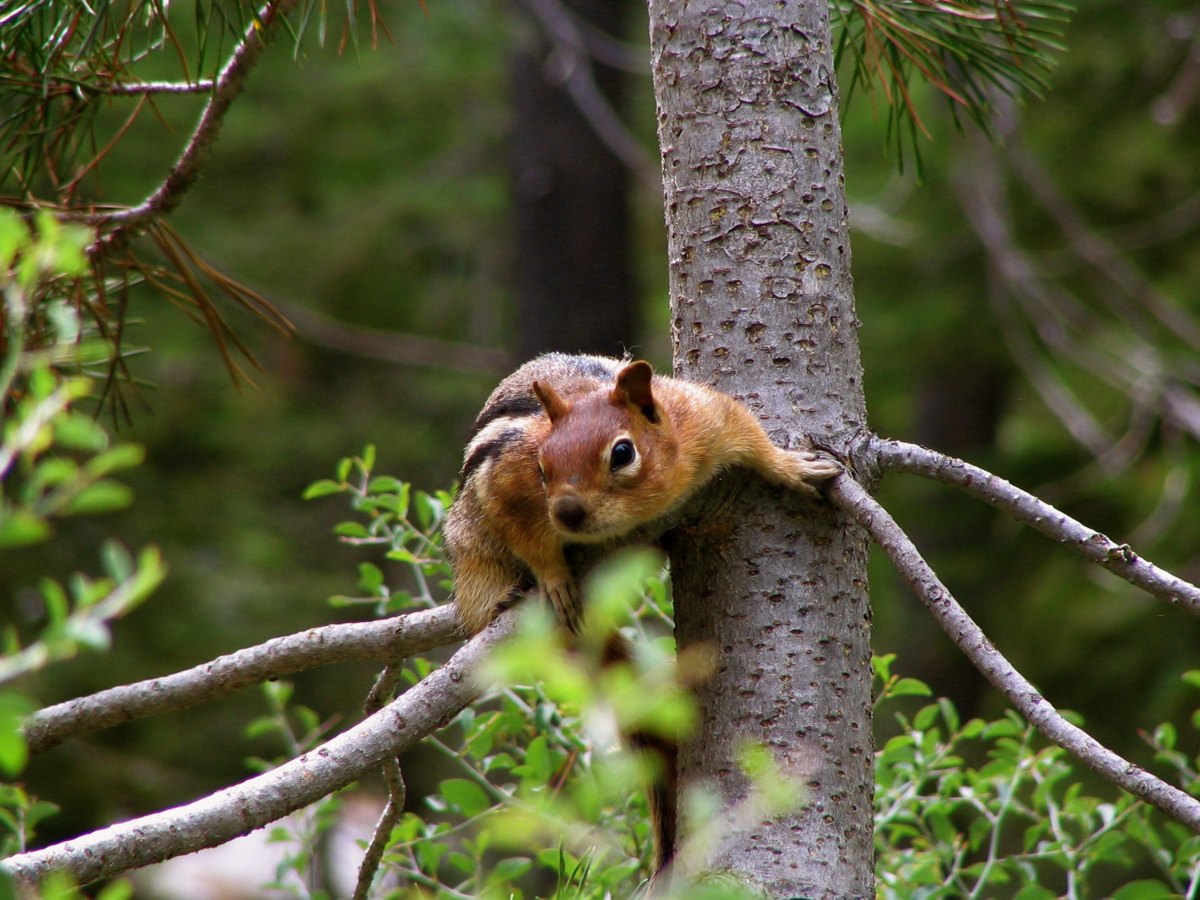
left=5, top=0, right=1200, bottom=856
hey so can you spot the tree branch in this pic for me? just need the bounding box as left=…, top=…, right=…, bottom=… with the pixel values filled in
left=275, top=298, right=511, bottom=377
left=827, top=474, right=1200, bottom=833
left=102, top=80, right=218, bottom=95
left=23, top=604, right=462, bottom=754
left=86, top=0, right=299, bottom=254
left=953, top=124, right=1200, bottom=459
left=3, top=609, right=515, bottom=889
left=873, top=437, right=1200, bottom=616
left=517, top=0, right=659, bottom=190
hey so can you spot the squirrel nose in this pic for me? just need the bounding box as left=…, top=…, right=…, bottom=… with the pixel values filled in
left=552, top=495, right=588, bottom=531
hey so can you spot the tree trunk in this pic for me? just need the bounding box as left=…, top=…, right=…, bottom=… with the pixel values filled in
left=509, top=0, right=638, bottom=359
left=647, top=1, right=873, bottom=896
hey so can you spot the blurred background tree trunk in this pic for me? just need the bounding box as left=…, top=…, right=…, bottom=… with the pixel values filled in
left=508, top=0, right=638, bottom=358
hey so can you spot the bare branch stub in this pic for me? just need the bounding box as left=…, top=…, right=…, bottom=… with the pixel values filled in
left=827, top=472, right=1200, bottom=834
left=354, top=662, right=409, bottom=900
left=874, top=437, right=1200, bottom=615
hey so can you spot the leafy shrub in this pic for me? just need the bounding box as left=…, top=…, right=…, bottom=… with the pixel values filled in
left=302, top=459, right=1200, bottom=899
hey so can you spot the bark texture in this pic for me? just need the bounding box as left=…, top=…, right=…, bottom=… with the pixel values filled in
left=647, top=0, right=873, bottom=896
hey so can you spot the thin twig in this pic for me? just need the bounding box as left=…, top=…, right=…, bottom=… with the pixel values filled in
left=1010, top=144, right=1200, bottom=353
left=954, top=127, right=1200, bottom=456
left=873, top=437, right=1200, bottom=615
left=23, top=604, right=463, bottom=753
left=103, top=79, right=218, bottom=95
left=354, top=663, right=408, bottom=899
left=86, top=0, right=299, bottom=256
left=827, top=473, right=1200, bottom=833
left=277, top=298, right=510, bottom=377
left=2, top=610, right=516, bottom=889
left=517, top=0, right=659, bottom=190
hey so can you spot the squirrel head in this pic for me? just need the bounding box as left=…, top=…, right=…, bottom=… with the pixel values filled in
left=531, top=361, right=676, bottom=540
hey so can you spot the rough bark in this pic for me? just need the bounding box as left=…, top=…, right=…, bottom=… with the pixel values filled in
left=647, top=0, right=873, bottom=896
left=23, top=605, right=462, bottom=753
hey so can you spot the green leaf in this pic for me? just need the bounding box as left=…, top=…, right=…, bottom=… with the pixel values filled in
left=484, top=752, right=516, bottom=773
left=53, top=412, right=107, bottom=452
left=95, top=879, right=134, bottom=900
left=872, top=653, right=897, bottom=682
left=489, top=856, right=532, bottom=884
left=63, top=480, right=133, bottom=515
left=912, top=704, right=938, bottom=731
left=414, top=491, right=444, bottom=530
left=374, top=484, right=411, bottom=517
left=937, top=696, right=960, bottom=733
left=39, top=578, right=69, bottom=624
left=85, top=444, right=145, bottom=477
left=28, top=366, right=56, bottom=400
left=1153, top=722, right=1177, bottom=750
left=64, top=617, right=112, bottom=652
left=960, top=718, right=986, bottom=739
left=0, top=691, right=35, bottom=776
left=357, top=562, right=384, bottom=593
left=1013, top=887, right=1058, bottom=900
left=303, top=479, right=343, bottom=500
left=439, top=778, right=491, bottom=817
left=100, top=541, right=134, bottom=582
left=890, top=677, right=933, bottom=698
left=1110, top=880, right=1178, bottom=900
left=415, top=832, right=448, bottom=873
left=30, top=457, right=78, bottom=489
left=597, top=859, right=641, bottom=885
left=0, top=208, right=29, bottom=269
left=982, top=717, right=1023, bottom=739
left=522, top=736, right=552, bottom=781
left=0, top=511, right=51, bottom=548
left=367, top=476, right=405, bottom=494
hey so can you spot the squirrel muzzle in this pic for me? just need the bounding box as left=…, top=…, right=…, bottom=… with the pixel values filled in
left=550, top=493, right=589, bottom=532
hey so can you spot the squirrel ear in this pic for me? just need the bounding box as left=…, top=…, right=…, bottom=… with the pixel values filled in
left=612, top=360, right=660, bottom=424
left=533, top=379, right=570, bottom=423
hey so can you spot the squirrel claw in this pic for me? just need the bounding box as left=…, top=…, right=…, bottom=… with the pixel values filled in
left=801, top=453, right=843, bottom=481
left=545, top=579, right=583, bottom=634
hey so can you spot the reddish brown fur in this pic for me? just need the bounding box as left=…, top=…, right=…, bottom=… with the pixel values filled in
left=443, top=353, right=841, bottom=870
left=445, top=353, right=840, bottom=635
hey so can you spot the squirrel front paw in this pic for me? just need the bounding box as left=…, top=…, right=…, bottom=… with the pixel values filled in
left=777, top=449, right=843, bottom=496
left=796, top=451, right=843, bottom=482
left=543, top=577, right=583, bottom=634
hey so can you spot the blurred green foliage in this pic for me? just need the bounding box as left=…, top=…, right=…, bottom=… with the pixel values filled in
left=0, top=210, right=159, bottom=900
left=260, top=475, right=1200, bottom=896
left=1, top=0, right=1200, bottom=893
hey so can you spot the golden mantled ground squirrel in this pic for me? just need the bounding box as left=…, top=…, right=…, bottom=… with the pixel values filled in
left=445, top=352, right=843, bottom=636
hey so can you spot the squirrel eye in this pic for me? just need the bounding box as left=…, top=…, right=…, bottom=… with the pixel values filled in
left=610, top=438, right=636, bottom=471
